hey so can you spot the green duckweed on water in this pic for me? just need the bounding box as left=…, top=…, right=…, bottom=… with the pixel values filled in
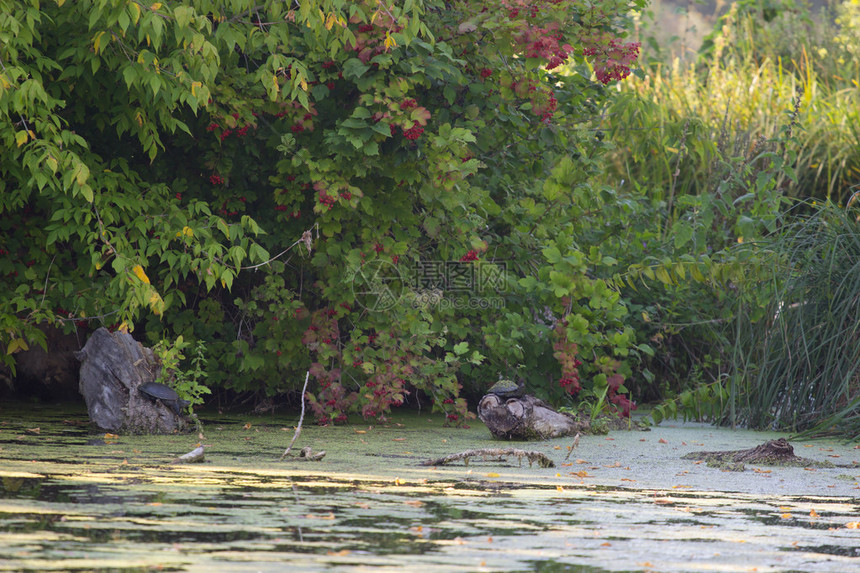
left=2, top=402, right=860, bottom=572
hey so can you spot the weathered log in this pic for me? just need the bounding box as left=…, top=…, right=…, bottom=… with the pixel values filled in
left=477, top=393, right=588, bottom=440
left=420, top=448, right=555, bottom=468
left=76, top=327, right=186, bottom=434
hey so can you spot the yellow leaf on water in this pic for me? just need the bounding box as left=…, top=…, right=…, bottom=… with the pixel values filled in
left=781, top=513, right=792, bottom=519
left=845, top=522, right=860, bottom=529
left=485, top=472, right=500, bottom=478
left=810, top=509, right=819, bottom=517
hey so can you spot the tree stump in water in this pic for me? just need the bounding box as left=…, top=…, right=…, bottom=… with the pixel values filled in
left=477, top=394, right=588, bottom=440
left=76, top=327, right=186, bottom=434
left=682, top=438, right=834, bottom=470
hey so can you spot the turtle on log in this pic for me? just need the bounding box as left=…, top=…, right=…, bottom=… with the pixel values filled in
left=139, top=382, right=191, bottom=415
left=486, top=378, right=525, bottom=399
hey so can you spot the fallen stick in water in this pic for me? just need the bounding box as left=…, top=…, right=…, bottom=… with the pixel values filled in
left=280, top=371, right=310, bottom=461
left=420, top=448, right=555, bottom=468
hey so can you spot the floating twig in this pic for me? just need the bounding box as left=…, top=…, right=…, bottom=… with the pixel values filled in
left=420, top=448, right=555, bottom=468
left=564, top=432, right=580, bottom=461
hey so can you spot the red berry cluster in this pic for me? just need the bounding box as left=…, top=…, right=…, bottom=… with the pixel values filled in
left=350, top=12, right=404, bottom=62
left=400, top=98, right=417, bottom=110
left=403, top=125, right=424, bottom=140
left=584, top=38, right=641, bottom=84
left=209, top=174, right=224, bottom=185
left=460, top=250, right=479, bottom=262
left=519, top=25, right=573, bottom=70
left=318, top=191, right=336, bottom=210
left=553, top=322, right=583, bottom=395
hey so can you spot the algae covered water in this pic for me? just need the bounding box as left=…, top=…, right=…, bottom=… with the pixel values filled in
left=2, top=402, right=860, bottom=572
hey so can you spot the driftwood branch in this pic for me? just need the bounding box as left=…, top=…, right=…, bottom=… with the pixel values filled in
left=280, top=371, right=310, bottom=461
left=420, top=448, right=555, bottom=468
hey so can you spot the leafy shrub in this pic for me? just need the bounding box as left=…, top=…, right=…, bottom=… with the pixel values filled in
left=2, top=0, right=649, bottom=422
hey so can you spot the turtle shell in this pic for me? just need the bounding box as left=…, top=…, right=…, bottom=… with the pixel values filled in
left=139, top=382, right=190, bottom=414
left=487, top=379, right=524, bottom=398
left=139, top=382, right=180, bottom=401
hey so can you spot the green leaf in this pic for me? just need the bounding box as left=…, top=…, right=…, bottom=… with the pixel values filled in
left=542, top=245, right=562, bottom=264
left=174, top=6, right=193, bottom=28
left=342, top=58, right=370, bottom=79
left=673, top=221, right=693, bottom=249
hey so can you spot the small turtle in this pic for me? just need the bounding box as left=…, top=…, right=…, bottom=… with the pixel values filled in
left=139, top=382, right=191, bottom=415
left=486, top=378, right=525, bottom=399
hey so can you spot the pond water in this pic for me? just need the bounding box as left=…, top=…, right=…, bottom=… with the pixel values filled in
left=2, top=403, right=860, bottom=572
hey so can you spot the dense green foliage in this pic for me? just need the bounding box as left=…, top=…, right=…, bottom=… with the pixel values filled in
left=7, top=0, right=857, bottom=436
left=2, top=0, right=646, bottom=423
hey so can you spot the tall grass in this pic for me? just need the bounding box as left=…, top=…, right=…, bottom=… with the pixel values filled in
left=605, top=1, right=860, bottom=205
left=735, top=202, right=860, bottom=436
left=600, top=1, right=860, bottom=436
